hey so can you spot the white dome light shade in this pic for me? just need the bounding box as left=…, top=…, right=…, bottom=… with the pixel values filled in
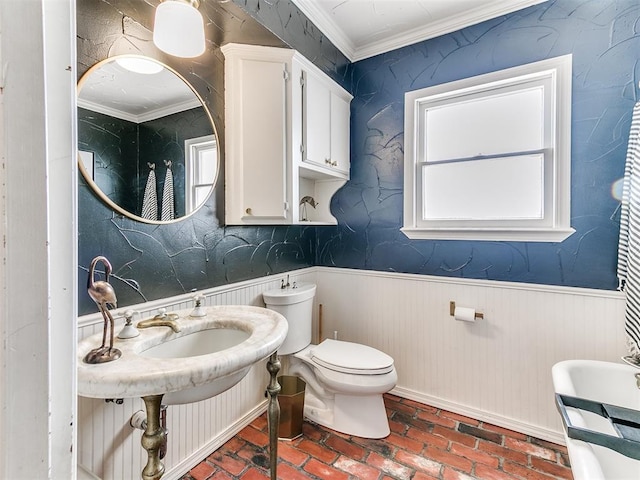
left=153, top=0, right=205, bottom=58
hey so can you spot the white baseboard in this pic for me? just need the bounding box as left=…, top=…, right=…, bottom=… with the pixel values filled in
left=392, top=386, right=565, bottom=446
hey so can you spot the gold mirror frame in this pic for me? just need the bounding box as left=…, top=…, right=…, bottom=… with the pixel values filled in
left=77, top=55, right=219, bottom=224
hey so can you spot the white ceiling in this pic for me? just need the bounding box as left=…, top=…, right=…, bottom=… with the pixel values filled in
left=291, top=0, right=548, bottom=62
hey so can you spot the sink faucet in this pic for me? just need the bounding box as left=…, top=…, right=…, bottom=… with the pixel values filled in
left=281, top=275, right=290, bottom=289
left=137, top=308, right=181, bottom=333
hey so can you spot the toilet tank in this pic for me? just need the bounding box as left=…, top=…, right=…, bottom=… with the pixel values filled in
left=263, top=283, right=316, bottom=355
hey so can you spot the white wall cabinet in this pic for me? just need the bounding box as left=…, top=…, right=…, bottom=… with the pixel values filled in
left=222, top=43, right=352, bottom=225
left=302, top=68, right=351, bottom=177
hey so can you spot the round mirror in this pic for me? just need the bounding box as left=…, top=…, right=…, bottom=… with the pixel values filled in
left=77, top=55, right=218, bottom=223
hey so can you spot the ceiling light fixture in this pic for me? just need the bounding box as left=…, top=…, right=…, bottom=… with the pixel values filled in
left=153, top=0, right=206, bottom=58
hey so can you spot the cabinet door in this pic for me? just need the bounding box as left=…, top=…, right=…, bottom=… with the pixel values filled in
left=237, top=59, right=288, bottom=222
left=330, top=91, right=350, bottom=175
left=302, top=70, right=331, bottom=169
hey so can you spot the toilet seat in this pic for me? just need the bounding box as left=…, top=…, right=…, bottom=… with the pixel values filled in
left=310, top=339, right=394, bottom=375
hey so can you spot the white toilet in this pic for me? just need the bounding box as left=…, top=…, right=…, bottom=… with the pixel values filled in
left=263, top=282, right=397, bottom=439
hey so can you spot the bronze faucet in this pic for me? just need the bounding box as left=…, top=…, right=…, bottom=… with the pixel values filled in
left=137, top=308, right=181, bottom=333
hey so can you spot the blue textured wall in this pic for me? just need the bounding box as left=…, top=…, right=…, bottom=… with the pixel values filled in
left=78, top=0, right=639, bottom=314
left=77, top=0, right=321, bottom=315
left=320, top=0, right=640, bottom=291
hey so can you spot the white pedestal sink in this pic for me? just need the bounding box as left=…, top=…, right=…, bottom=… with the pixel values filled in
left=77, top=305, right=287, bottom=403
left=77, top=305, right=288, bottom=480
left=552, top=359, right=640, bottom=480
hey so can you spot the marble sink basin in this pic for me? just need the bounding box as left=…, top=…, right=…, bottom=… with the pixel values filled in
left=139, top=328, right=250, bottom=359
left=552, top=359, right=640, bottom=480
left=78, top=305, right=288, bottom=405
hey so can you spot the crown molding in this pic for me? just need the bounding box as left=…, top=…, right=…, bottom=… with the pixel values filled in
left=291, top=0, right=548, bottom=62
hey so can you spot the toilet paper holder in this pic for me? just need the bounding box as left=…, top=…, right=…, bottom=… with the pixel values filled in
left=449, top=301, right=484, bottom=320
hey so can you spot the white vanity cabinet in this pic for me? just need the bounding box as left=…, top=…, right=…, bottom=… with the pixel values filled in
left=221, top=43, right=352, bottom=225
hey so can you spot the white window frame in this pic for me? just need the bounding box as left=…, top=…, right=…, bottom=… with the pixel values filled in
left=185, top=134, right=217, bottom=214
left=402, top=55, right=574, bottom=242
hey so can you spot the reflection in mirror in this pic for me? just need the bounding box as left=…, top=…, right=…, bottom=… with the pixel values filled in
left=77, top=55, right=218, bottom=223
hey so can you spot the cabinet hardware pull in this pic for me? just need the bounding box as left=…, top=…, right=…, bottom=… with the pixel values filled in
left=245, top=208, right=252, bottom=215
left=325, top=159, right=337, bottom=167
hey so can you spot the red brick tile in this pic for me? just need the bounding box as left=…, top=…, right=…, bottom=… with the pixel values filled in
left=276, top=442, right=309, bottom=466
left=424, top=446, right=473, bottom=474
left=367, top=451, right=414, bottom=478
left=385, top=397, right=420, bottom=416
left=303, top=458, right=350, bottom=480
left=219, top=436, right=246, bottom=453
left=530, top=456, right=574, bottom=479
left=417, top=410, right=458, bottom=428
left=276, top=462, right=312, bottom=480
left=239, top=468, right=268, bottom=480
left=188, top=461, right=216, bottom=480
left=324, top=434, right=367, bottom=460
left=503, top=460, right=558, bottom=479
left=389, top=417, right=408, bottom=434
left=530, top=437, right=568, bottom=454
left=457, top=423, right=503, bottom=444
left=406, top=426, right=450, bottom=450
left=295, top=439, right=338, bottom=464
left=442, top=466, right=477, bottom=480
left=413, top=472, right=440, bottom=480
left=334, top=455, right=381, bottom=480
left=210, top=472, right=234, bottom=480
left=504, top=437, right=556, bottom=461
left=180, top=393, right=575, bottom=480
left=237, top=425, right=269, bottom=448
left=236, top=444, right=266, bottom=465
left=386, top=432, right=425, bottom=453
left=432, top=424, right=477, bottom=448
left=394, top=449, right=442, bottom=476
left=350, top=436, right=396, bottom=458
left=474, top=464, right=520, bottom=480
left=393, top=412, right=436, bottom=432
left=478, top=440, right=528, bottom=465
left=481, top=422, right=528, bottom=441
left=450, top=442, right=500, bottom=468
left=300, top=422, right=325, bottom=441
left=206, top=451, right=248, bottom=476
left=250, top=414, right=268, bottom=432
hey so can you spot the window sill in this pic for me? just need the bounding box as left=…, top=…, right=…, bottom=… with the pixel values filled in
left=400, top=227, right=576, bottom=243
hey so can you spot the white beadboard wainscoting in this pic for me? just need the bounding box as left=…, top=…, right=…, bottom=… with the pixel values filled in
left=314, top=267, right=626, bottom=444
left=77, top=267, right=626, bottom=479
left=77, top=268, right=317, bottom=480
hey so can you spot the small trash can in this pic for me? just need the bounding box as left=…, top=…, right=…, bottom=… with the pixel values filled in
left=277, top=375, right=306, bottom=440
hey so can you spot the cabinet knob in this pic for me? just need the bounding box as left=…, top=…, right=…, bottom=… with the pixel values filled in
left=245, top=208, right=252, bottom=215
left=325, top=158, right=337, bottom=167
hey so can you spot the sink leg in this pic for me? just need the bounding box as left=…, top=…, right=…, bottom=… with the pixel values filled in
left=140, top=394, right=166, bottom=480
left=266, top=352, right=281, bottom=480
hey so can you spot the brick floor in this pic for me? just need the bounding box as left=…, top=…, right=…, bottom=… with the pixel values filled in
left=181, top=394, right=573, bottom=480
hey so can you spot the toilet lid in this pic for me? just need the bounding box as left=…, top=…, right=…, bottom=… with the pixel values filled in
left=310, top=339, right=394, bottom=375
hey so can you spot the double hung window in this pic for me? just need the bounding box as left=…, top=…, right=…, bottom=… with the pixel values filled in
left=403, top=55, right=573, bottom=242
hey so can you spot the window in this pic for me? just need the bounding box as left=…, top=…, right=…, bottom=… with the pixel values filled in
left=402, top=55, right=574, bottom=242
left=185, top=134, right=217, bottom=214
